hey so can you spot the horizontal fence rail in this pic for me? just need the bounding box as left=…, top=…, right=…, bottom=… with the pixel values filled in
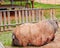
left=0, top=8, right=58, bottom=32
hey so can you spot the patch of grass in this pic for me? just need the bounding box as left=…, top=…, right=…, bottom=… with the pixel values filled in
left=2, top=1, right=60, bottom=8
left=0, top=32, right=12, bottom=46
left=2, top=1, right=30, bottom=6
left=34, top=2, right=60, bottom=8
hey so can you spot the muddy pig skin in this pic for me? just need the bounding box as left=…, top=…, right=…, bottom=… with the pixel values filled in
left=12, top=20, right=58, bottom=47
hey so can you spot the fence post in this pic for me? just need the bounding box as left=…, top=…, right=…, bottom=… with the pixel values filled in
left=32, top=10, right=35, bottom=22
left=50, top=8, right=56, bottom=20
left=18, top=10, right=22, bottom=24
left=0, top=11, right=3, bottom=31
left=39, top=9, right=42, bottom=21
left=25, top=9, right=28, bottom=23
left=7, top=11, right=11, bottom=30
left=29, top=10, right=32, bottom=22
left=22, top=10, right=25, bottom=23
left=35, top=9, right=39, bottom=22
left=40, top=9, right=45, bottom=20
left=3, top=11, right=7, bottom=31
left=15, top=11, right=18, bottom=25
left=42, top=9, right=45, bottom=20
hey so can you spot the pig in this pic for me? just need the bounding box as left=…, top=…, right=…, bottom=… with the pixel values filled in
left=12, top=19, right=58, bottom=47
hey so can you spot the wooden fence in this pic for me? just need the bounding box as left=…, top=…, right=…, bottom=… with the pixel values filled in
left=0, top=8, right=56, bottom=32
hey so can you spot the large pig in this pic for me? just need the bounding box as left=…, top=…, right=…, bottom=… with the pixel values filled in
left=12, top=20, right=58, bottom=47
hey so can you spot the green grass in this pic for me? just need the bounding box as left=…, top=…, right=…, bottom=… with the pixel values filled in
left=1, top=1, right=31, bottom=7
left=2, top=1, right=60, bottom=8
left=34, top=2, right=60, bottom=8
left=0, top=32, right=12, bottom=46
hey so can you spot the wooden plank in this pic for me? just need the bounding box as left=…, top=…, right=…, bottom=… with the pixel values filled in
left=3, top=11, right=7, bottom=31
left=39, top=10, right=42, bottom=21
left=39, top=10, right=42, bottom=20
left=29, top=10, right=32, bottom=22
left=22, top=10, right=25, bottom=23
left=50, top=9, right=56, bottom=20
left=35, top=10, right=39, bottom=22
left=25, top=10, right=28, bottom=23
left=15, top=11, right=18, bottom=25
left=50, top=9, right=54, bottom=20
left=18, top=10, right=22, bottom=24
left=32, top=10, right=35, bottom=22
left=0, top=11, right=3, bottom=31
left=7, top=11, right=11, bottom=30
left=41, top=9, right=45, bottom=20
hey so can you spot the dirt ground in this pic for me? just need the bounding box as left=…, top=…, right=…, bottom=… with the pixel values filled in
left=5, top=27, right=60, bottom=48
